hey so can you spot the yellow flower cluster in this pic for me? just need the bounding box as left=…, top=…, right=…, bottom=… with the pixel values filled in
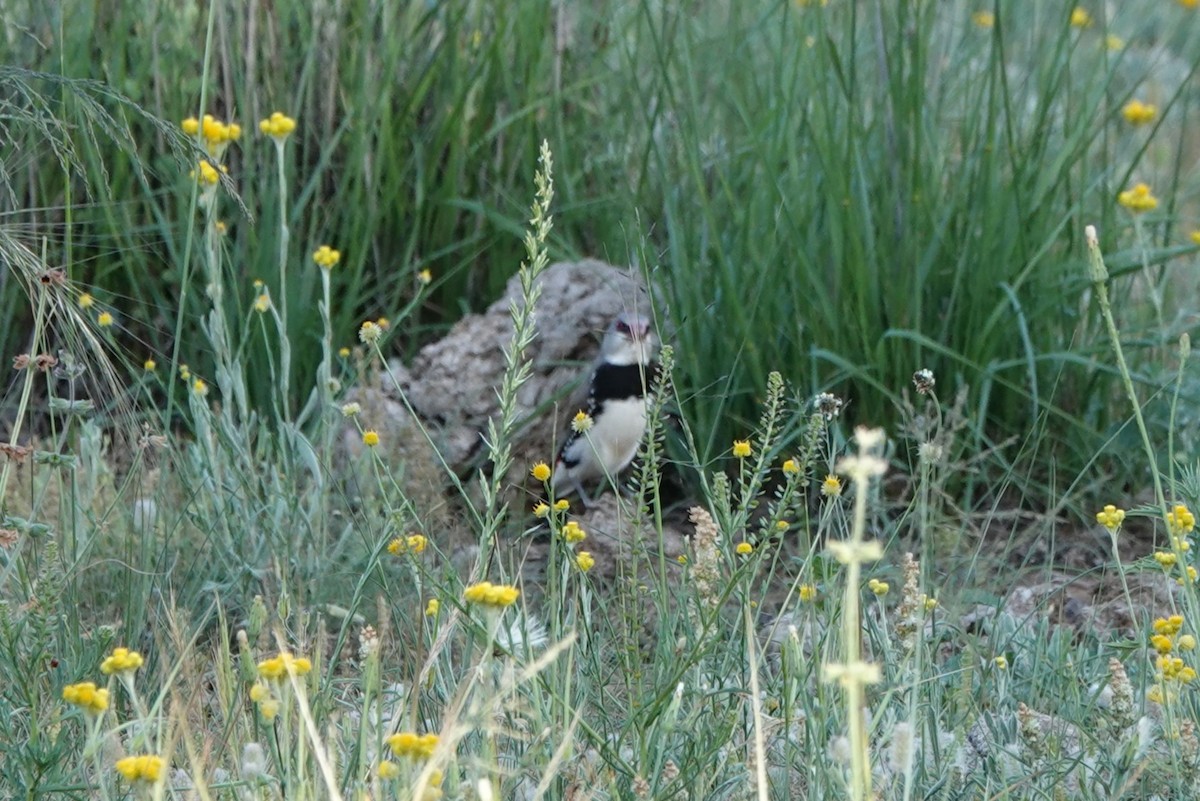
left=561, top=520, right=587, bottom=544
left=101, top=647, right=144, bottom=675
left=1095, top=504, right=1125, bottom=532
left=1156, top=551, right=1178, bottom=568
left=1148, top=616, right=1198, bottom=704
left=313, top=245, right=341, bottom=269
left=78, top=292, right=94, bottom=309
left=387, top=731, right=439, bottom=759
left=1122, top=99, right=1157, bottom=126
left=1069, top=7, right=1091, bottom=28
left=190, top=160, right=226, bottom=186
left=182, top=114, right=242, bottom=154
left=732, top=439, right=752, bottom=458
left=254, top=294, right=271, bottom=313
left=463, top=581, right=520, bottom=608
left=425, top=598, right=440, bottom=616
left=531, top=462, right=552, bottom=482
left=97, top=311, right=114, bottom=328
left=736, top=542, right=754, bottom=555
left=868, top=578, right=889, bottom=596
left=532, top=501, right=550, bottom=518
left=388, top=534, right=428, bottom=555
left=1118, top=183, right=1158, bottom=214
left=115, top=755, right=165, bottom=783
left=257, top=652, right=313, bottom=681
left=1168, top=504, right=1195, bottom=535
left=576, top=551, right=595, bottom=572
left=260, top=111, right=297, bottom=140
left=799, top=583, right=818, bottom=602
left=62, top=682, right=109, bottom=714
left=782, top=458, right=800, bottom=475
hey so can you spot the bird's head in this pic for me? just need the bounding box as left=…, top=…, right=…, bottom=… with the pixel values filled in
left=600, top=311, right=660, bottom=366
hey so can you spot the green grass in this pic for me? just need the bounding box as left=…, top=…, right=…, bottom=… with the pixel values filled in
left=7, top=0, right=1200, bottom=798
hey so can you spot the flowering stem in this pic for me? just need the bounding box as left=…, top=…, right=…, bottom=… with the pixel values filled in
left=273, top=139, right=292, bottom=421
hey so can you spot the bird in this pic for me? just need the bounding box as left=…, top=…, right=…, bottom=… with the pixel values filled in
left=551, top=310, right=661, bottom=504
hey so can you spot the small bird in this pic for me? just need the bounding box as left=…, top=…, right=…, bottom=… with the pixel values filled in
left=552, top=311, right=661, bottom=503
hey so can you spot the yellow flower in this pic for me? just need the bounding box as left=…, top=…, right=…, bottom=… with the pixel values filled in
left=1179, top=0, right=1199, bottom=8
left=1179, top=565, right=1199, bottom=585
left=338, top=346, right=351, bottom=358
left=1156, top=551, right=1179, bottom=568
left=78, top=292, right=94, bottom=309
left=531, top=462, right=552, bottom=482
left=313, top=245, right=341, bottom=269
left=799, top=584, right=818, bottom=602
left=359, top=321, right=382, bottom=344
left=576, top=551, right=595, bottom=572
left=143, top=358, right=156, bottom=372
left=377, top=317, right=391, bottom=331
left=677, top=554, right=688, bottom=565
left=924, top=596, right=939, bottom=611
left=62, top=682, right=109, bottom=714
left=1154, top=615, right=1185, bottom=636
left=249, top=682, right=270, bottom=702
left=1179, top=634, right=1197, bottom=651
left=181, top=117, right=200, bottom=135
left=179, top=364, right=191, bottom=381
left=868, top=578, right=889, bottom=596
left=971, top=10, right=994, bottom=29
left=215, top=220, right=228, bottom=235
left=1122, top=99, right=1157, bottom=126
left=1168, top=504, right=1195, bottom=535
left=191, top=160, right=221, bottom=186
left=253, top=294, right=270, bottom=313
left=782, top=459, right=800, bottom=475
left=363, top=430, right=380, bottom=447
left=193, top=378, right=208, bottom=396
left=553, top=499, right=570, bottom=512
left=256, top=652, right=313, bottom=681
left=532, top=502, right=550, bottom=518
left=378, top=760, right=401, bottom=780
left=571, top=411, right=594, bottom=433
left=115, top=755, right=164, bottom=783
left=388, top=534, right=428, bottom=555
left=736, top=542, right=753, bottom=556
left=1069, top=7, right=1092, bottom=28
left=561, top=520, right=587, bottom=544
left=425, top=598, right=440, bottom=616
left=1118, top=183, right=1158, bottom=214
left=100, top=647, right=144, bottom=675
left=388, top=732, right=439, bottom=759
left=1151, top=634, right=1175, bottom=654
left=993, top=655, right=1008, bottom=670
left=1106, top=34, right=1124, bottom=51
left=1095, top=504, right=1126, bottom=532
left=97, top=311, right=114, bottom=327
left=418, top=269, right=433, bottom=285
left=259, top=697, right=281, bottom=720
left=732, top=439, right=752, bottom=458
left=260, top=111, right=297, bottom=140
left=775, top=520, right=789, bottom=531
left=463, top=581, right=520, bottom=608
left=821, top=475, right=843, bottom=497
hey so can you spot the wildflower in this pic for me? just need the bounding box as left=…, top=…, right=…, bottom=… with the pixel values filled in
left=1156, top=551, right=1179, bottom=567
left=115, top=755, right=164, bottom=783
left=571, top=411, right=594, bottom=433
left=215, top=220, right=227, bottom=235
left=388, top=534, right=428, bottom=555
left=378, top=761, right=401, bottom=780
left=97, top=311, right=114, bottom=327
left=259, top=697, right=281, bottom=720
left=425, top=598, right=440, bottom=616
left=1118, top=183, right=1158, bottom=214
left=143, top=359, right=156, bottom=372
left=257, top=652, right=313, bottom=681
left=62, top=682, right=109, bottom=714
left=191, top=160, right=221, bottom=186
left=1096, top=504, right=1126, bottom=532
left=1180, top=634, right=1197, bottom=651
left=782, top=459, right=800, bottom=475
left=193, top=379, right=209, bottom=396
left=1168, top=504, right=1195, bottom=535
left=388, top=731, right=439, bottom=759
left=1154, top=616, right=1184, bottom=636
left=358, top=320, right=382, bottom=344
left=78, top=292, right=94, bottom=309
left=993, top=655, right=1008, bottom=670
left=531, top=462, right=552, bottom=482
left=532, top=502, right=550, bottom=518
left=868, top=578, right=889, bottom=596
left=249, top=682, right=270, bottom=703
left=971, top=10, right=994, bottom=28
left=912, top=368, right=935, bottom=394
left=1152, top=634, right=1175, bottom=654
left=553, top=499, right=570, bottom=512
left=1122, top=99, right=1157, bottom=126
left=363, top=430, right=380, bottom=447
left=179, top=364, right=191, bottom=381
left=181, top=117, right=200, bottom=135
left=260, top=111, right=297, bottom=140
left=338, top=346, right=351, bottom=358
left=312, top=245, right=341, bottom=269
left=376, top=317, right=390, bottom=331
left=576, top=551, right=595, bottom=572
left=775, top=520, right=789, bottom=531
left=799, top=584, right=818, bottom=602
left=821, top=475, right=843, bottom=497
left=732, top=439, right=752, bottom=458
left=1179, top=565, right=1199, bottom=585
left=463, top=581, right=520, bottom=608
left=1106, top=34, right=1124, bottom=50
left=253, top=294, right=270, bottom=313
left=340, top=402, right=361, bottom=417
left=1069, top=7, right=1092, bottom=28
left=736, top=542, right=754, bottom=555
left=814, top=392, right=845, bottom=419
left=100, top=647, right=144, bottom=675
left=418, top=269, right=433, bottom=285
left=924, top=596, right=939, bottom=611
left=561, top=520, right=587, bottom=544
